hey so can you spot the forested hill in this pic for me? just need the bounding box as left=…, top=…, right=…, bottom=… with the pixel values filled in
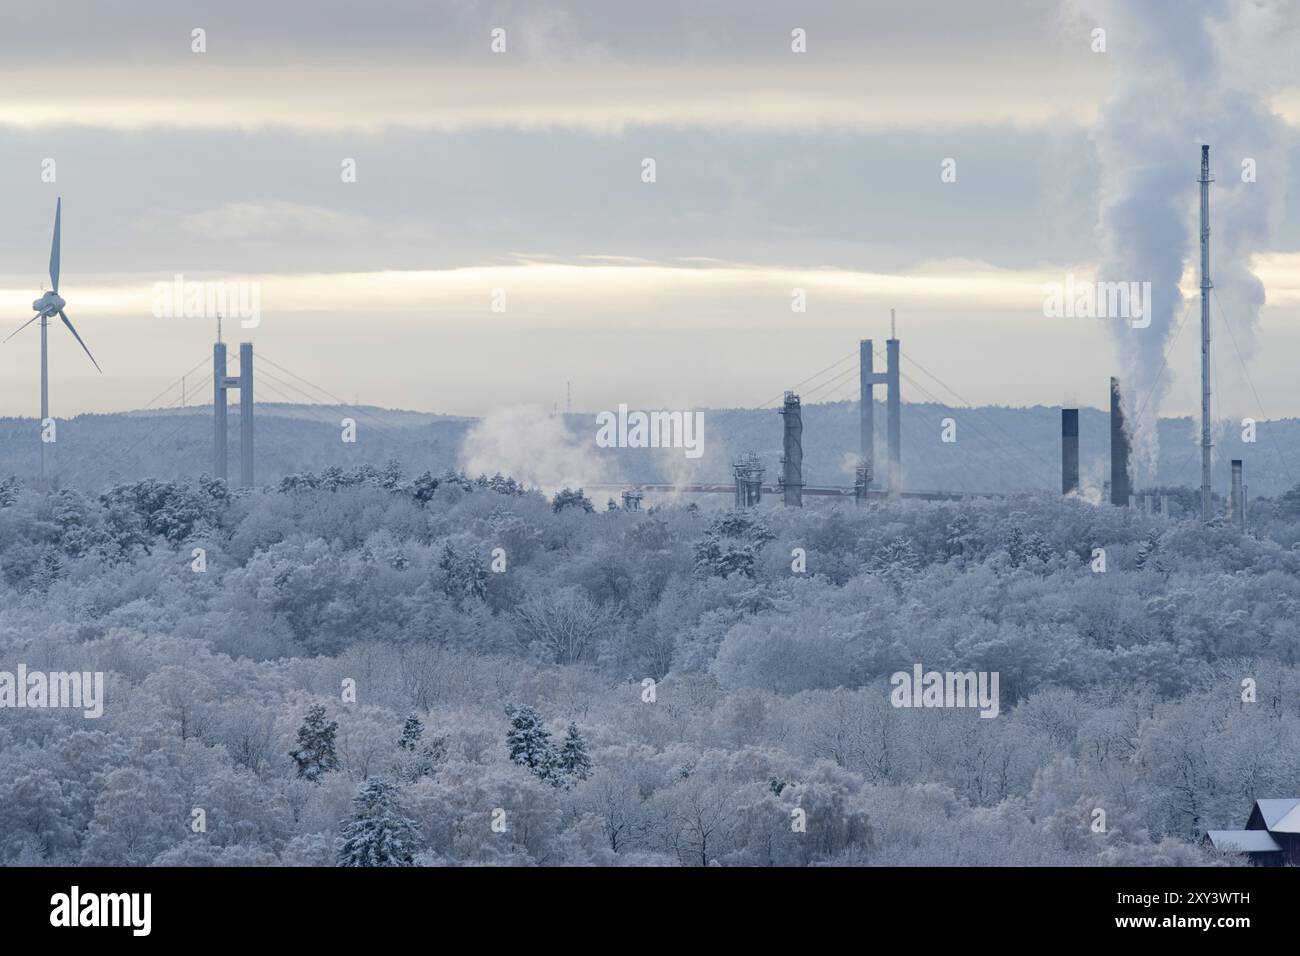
left=1, top=399, right=1296, bottom=498
left=2, top=462, right=1299, bottom=865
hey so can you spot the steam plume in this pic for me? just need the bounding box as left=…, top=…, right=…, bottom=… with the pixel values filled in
left=1069, top=0, right=1290, bottom=477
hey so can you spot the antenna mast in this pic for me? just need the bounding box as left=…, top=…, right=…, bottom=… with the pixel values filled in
left=1199, top=145, right=1213, bottom=521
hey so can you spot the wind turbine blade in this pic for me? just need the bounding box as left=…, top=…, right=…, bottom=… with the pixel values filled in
left=3, top=314, right=42, bottom=343
left=59, top=310, right=101, bottom=373
left=49, top=197, right=61, bottom=294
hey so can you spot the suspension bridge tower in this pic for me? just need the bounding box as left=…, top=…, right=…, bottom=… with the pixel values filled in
left=213, top=322, right=254, bottom=486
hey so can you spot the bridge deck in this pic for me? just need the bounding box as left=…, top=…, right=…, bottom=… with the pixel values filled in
left=586, top=483, right=999, bottom=502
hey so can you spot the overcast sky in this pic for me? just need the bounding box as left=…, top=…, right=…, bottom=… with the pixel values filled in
left=1, top=0, right=1299, bottom=421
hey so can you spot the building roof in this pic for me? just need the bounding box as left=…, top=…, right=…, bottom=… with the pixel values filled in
left=1254, top=798, right=1300, bottom=833
left=1206, top=830, right=1282, bottom=853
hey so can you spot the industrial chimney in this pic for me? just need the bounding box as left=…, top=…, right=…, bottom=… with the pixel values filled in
left=1110, top=377, right=1131, bottom=507
left=1230, top=459, right=1245, bottom=530
left=1061, top=408, right=1079, bottom=495
left=778, top=391, right=803, bottom=507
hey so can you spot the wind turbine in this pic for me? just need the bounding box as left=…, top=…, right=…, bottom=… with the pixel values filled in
left=4, top=198, right=101, bottom=485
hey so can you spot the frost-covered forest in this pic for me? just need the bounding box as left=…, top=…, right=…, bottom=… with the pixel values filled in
left=2, top=465, right=1300, bottom=866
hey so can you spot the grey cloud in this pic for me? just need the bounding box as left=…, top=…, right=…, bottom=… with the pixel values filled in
left=0, top=0, right=1073, bottom=64
left=0, top=124, right=1113, bottom=277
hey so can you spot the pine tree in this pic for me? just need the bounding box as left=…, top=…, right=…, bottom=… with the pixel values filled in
left=692, top=511, right=773, bottom=579
left=29, top=547, right=64, bottom=593
left=556, top=722, right=592, bottom=785
left=289, top=704, right=340, bottom=782
left=336, top=779, right=419, bottom=867
left=397, top=713, right=424, bottom=751
left=0, top=475, right=19, bottom=508
left=505, top=704, right=556, bottom=782
left=393, top=712, right=446, bottom=782
left=1135, top=529, right=1166, bottom=572
left=945, top=513, right=977, bottom=558
left=438, top=544, right=487, bottom=604
left=410, top=471, right=440, bottom=504
left=1005, top=525, right=1026, bottom=567
left=551, top=488, right=594, bottom=514
left=1023, top=531, right=1052, bottom=564
left=380, top=458, right=403, bottom=491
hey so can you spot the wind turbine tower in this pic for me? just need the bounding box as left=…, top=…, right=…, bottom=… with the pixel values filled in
left=4, top=198, right=102, bottom=487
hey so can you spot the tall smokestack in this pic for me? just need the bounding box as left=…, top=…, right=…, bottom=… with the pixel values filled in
left=1200, top=145, right=1214, bottom=521
left=779, top=391, right=803, bottom=507
left=1061, top=408, right=1079, bottom=495
left=1230, top=459, right=1244, bottom=530
left=1110, top=377, right=1131, bottom=506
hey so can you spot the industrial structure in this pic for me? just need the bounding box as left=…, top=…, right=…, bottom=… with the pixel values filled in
left=1061, top=408, right=1079, bottom=495
left=1230, top=459, right=1245, bottom=531
left=778, top=391, right=803, bottom=507
left=1109, top=377, right=1132, bottom=507
left=732, top=452, right=764, bottom=508
left=9, top=147, right=1259, bottom=527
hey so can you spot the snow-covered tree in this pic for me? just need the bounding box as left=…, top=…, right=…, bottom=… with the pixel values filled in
left=394, top=713, right=447, bottom=782
left=289, top=705, right=340, bottom=782
left=336, top=779, right=420, bottom=867
left=692, top=511, right=773, bottom=579
left=1135, top=529, right=1166, bottom=572
left=556, top=722, right=593, bottom=785
left=438, top=543, right=487, bottom=604
left=505, top=704, right=556, bottom=782
left=397, top=713, right=424, bottom=750
left=551, top=487, right=594, bottom=514
left=0, top=475, right=19, bottom=508
left=515, top=587, right=609, bottom=665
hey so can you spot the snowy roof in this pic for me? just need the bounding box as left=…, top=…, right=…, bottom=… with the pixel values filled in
left=1206, top=830, right=1282, bottom=853
left=1254, top=798, right=1300, bottom=833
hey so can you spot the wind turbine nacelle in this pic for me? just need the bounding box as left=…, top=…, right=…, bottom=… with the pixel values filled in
left=33, top=291, right=64, bottom=315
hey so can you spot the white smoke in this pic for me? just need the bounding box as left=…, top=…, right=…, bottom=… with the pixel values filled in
left=1068, top=0, right=1292, bottom=479
left=458, top=406, right=612, bottom=495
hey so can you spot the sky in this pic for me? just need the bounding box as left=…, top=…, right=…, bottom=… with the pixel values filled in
left=2, top=0, right=1300, bottom=423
